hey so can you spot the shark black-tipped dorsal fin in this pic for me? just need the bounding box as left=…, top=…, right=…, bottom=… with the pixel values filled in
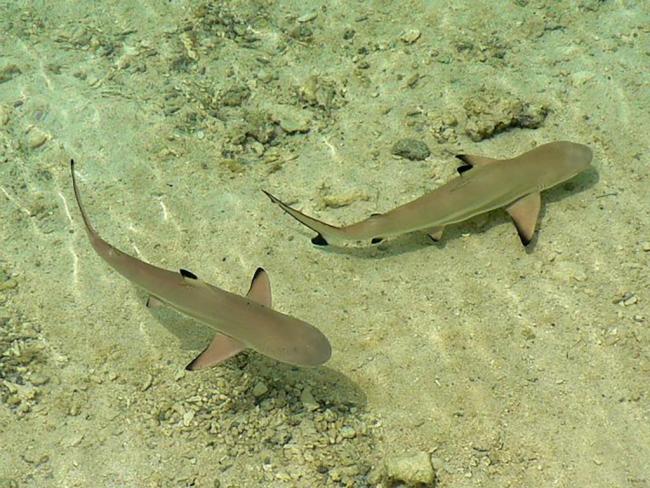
left=455, top=154, right=500, bottom=168
left=180, top=268, right=198, bottom=280
left=455, top=154, right=501, bottom=174
left=246, top=267, right=272, bottom=307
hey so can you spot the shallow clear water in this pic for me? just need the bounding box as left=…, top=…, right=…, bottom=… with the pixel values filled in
left=1, top=1, right=648, bottom=486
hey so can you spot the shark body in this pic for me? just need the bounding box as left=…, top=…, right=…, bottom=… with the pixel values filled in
left=264, top=141, right=593, bottom=246
left=70, top=160, right=331, bottom=369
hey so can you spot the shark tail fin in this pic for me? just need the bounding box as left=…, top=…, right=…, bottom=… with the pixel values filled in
left=70, top=159, right=99, bottom=237
left=262, top=190, right=343, bottom=246
left=186, top=268, right=273, bottom=371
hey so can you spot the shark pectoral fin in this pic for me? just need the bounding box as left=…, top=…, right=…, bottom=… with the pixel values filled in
left=186, top=334, right=246, bottom=371
left=455, top=154, right=500, bottom=174
left=246, top=267, right=272, bottom=307
left=425, top=226, right=445, bottom=242
left=146, top=296, right=164, bottom=308
left=506, top=192, right=541, bottom=246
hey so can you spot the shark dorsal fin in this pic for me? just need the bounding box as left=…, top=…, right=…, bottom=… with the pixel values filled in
left=180, top=268, right=198, bottom=280
left=455, top=154, right=500, bottom=174
left=506, top=192, right=541, bottom=246
left=246, top=267, right=272, bottom=308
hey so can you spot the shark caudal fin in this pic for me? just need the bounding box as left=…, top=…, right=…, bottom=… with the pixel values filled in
left=185, top=268, right=272, bottom=371
left=262, top=190, right=344, bottom=246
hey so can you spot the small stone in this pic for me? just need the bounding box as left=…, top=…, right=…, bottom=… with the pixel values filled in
left=391, top=138, right=431, bottom=161
left=400, top=29, right=421, bottom=44
left=0, top=64, right=21, bottom=83
left=614, top=292, right=636, bottom=305
left=182, top=410, right=195, bottom=426
left=252, top=381, right=268, bottom=397
left=623, top=295, right=638, bottom=306
left=321, top=191, right=369, bottom=208
left=220, top=84, right=251, bottom=107
left=297, top=11, right=318, bottom=23
left=300, top=387, right=319, bottom=411
left=30, top=373, right=50, bottom=386
left=340, top=426, right=356, bottom=439
left=0, top=105, right=10, bottom=125
left=26, top=127, right=49, bottom=149
left=271, top=104, right=312, bottom=133
left=641, top=241, right=650, bottom=252
left=385, top=450, right=435, bottom=486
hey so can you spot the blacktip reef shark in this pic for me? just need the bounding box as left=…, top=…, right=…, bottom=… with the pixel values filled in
left=263, top=141, right=593, bottom=247
left=70, top=160, right=331, bottom=370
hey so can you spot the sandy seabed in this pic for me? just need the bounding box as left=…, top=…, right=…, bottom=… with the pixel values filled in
left=0, top=1, right=648, bottom=487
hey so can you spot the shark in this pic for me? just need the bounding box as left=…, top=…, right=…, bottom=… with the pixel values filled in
left=70, top=160, right=331, bottom=370
left=263, top=141, right=593, bottom=247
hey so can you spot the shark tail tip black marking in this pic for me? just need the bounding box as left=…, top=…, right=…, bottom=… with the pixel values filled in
left=262, top=190, right=280, bottom=204
left=371, top=237, right=383, bottom=244
left=311, top=234, right=328, bottom=246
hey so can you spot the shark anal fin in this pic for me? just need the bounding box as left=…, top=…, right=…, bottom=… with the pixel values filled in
left=186, top=333, right=246, bottom=371
left=311, top=234, right=328, bottom=246
left=456, top=164, right=473, bottom=175
left=180, top=268, right=198, bottom=280
left=506, top=192, right=541, bottom=246
left=146, top=296, right=164, bottom=308
left=246, top=267, right=272, bottom=307
left=425, top=226, right=445, bottom=242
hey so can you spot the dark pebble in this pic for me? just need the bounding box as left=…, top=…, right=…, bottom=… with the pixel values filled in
left=391, top=138, right=430, bottom=161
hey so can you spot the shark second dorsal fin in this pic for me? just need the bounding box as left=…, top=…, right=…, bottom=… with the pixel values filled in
left=246, top=268, right=272, bottom=308
left=506, top=192, right=541, bottom=246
